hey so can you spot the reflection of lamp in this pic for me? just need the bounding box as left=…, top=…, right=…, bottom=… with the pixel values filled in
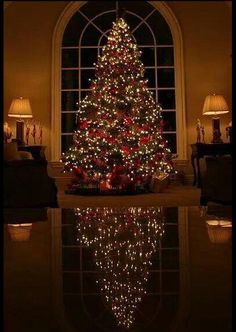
left=206, top=220, right=232, bottom=244
left=202, top=94, right=229, bottom=143
left=7, top=223, right=32, bottom=241
left=8, top=97, right=33, bottom=145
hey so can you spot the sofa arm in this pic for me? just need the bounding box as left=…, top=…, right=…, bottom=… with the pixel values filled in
left=4, top=160, right=58, bottom=208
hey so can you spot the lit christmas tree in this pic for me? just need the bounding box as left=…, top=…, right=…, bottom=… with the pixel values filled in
left=75, top=207, right=165, bottom=329
left=62, top=18, right=173, bottom=193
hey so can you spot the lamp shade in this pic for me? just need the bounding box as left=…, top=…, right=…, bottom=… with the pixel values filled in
left=8, top=97, right=33, bottom=118
left=202, top=94, right=229, bottom=115
left=7, top=223, right=32, bottom=241
left=206, top=220, right=232, bottom=244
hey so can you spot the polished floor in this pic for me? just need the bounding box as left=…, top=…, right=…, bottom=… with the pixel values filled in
left=55, top=180, right=201, bottom=207
left=4, top=205, right=232, bottom=332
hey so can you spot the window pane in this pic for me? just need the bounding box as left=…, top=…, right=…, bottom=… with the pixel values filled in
left=62, top=209, right=77, bottom=225
left=80, top=48, right=98, bottom=67
left=162, top=224, right=179, bottom=247
left=62, top=12, right=87, bottom=46
left=146, top=273, right=160, bottom=293
left=62, top=49, right=79, bottom=68
left=61, top=135, right=74, bottom=154
left=163, top=133, right=176, bottom=154
left=164, top=207, right=178, bottom=223
left=81, top=24, right=102, bottom=46
left=161, top=111, right=176, bottom=131
left=62, top=226, right=77, bottom=246
left=62, top=70, right=78, bottom=89
left=80, top=1, right=116, bottom=19
left=80, top=90, right=91, bottom=100
left=157, top=47, right=174, bottom=66
left=147, top=11, right=173, bottom=45
left=62, top=247, right=80, bottom=270
left=99, top=34, right=109, bottom=47
left=157, top=68, right=175, bottom=87
left=93, top=11, right=116, bottom=32
left=83, top=273, right=99, bottom=293
left=81, top=70, right=95, bottom=89
left=124, top=12, right=141, bottom=31
left=140, top=47, right=155, bottom=66
left=62, top=113, right=77, bottom=133
left=63, top=274, right=80, bottom=293
left=162, top=272, right=179, bottom=292
left=162, top=249, right=179, bottom=269
left=133, top=24, right=155, bottom=45
left=119, top=1, right=154, bottom=18
left=158, top=90, right=176, bottom=109
left=144, top=68, right=156, bottom=88
left=61, top=91, right=79, bottom=112
left=82, top=248, right=95, bottom=271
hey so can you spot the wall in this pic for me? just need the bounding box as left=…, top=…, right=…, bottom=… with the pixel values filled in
left=4, top=1, right=232, bottom=172
left=166, top=1, right=232, bottom=171
left=4, top=1, right=69, bottom=160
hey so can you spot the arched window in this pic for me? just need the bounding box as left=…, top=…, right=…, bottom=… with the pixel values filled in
left=52, top=1, right=186, bottom=162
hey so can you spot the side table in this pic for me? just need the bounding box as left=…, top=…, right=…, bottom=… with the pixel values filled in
left=18, top=145, right=46, bottom=161
left=191, top=143, right=232, bottom=188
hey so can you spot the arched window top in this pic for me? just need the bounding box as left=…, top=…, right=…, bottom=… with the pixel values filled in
left=62, top=1, right=173, bottom=47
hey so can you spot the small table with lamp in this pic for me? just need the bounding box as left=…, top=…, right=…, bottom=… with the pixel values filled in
left=192, top=93, right=231, bottom=188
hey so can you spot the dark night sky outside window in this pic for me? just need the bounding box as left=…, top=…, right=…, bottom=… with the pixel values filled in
left=61, top=1, right=177, bottom=154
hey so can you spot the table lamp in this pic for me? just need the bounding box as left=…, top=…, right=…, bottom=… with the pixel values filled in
left=8, top=97, right=33, bottom=145
left=202, top=94, right=229, bottom=143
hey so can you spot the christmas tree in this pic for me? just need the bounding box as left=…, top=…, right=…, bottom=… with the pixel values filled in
left=61, top=18, right=173, bottom=193
left=75, top=207, right=165, bottom=329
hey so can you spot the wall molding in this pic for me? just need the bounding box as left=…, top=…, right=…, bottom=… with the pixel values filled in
left=51, top=1, right=187, bottom=161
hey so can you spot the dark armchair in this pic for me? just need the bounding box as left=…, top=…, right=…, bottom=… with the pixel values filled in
left=4, top=159, right=58, bottom=208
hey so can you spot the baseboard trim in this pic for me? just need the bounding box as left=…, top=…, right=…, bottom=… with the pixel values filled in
left=49, top=161, right=63, bottom=168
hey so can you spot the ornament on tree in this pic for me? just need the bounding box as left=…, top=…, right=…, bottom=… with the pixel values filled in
left=61, top=17, right=174, bottom=194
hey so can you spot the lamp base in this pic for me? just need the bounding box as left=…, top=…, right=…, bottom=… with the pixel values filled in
left=16, top=120, right=25, bottom=145
left=212, top=117, right=223, bottom=144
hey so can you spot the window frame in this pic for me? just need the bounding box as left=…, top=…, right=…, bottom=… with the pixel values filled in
left=52, top=1, right=187, bottom=162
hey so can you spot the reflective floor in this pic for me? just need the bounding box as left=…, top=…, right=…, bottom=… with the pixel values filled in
left=4, top=205, right=232, bottom=332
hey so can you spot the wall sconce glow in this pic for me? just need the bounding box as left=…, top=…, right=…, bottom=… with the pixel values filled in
left=7, top=223, right=33, bottom=242
left=206, top=220, right=232, bottom=244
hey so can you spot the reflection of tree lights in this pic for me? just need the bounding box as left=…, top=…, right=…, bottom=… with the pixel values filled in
left=75, top=207, right=165, bottom=329
left=7, top=223, right=32, bottom=242
left=206, top=220, right=232, bottom=244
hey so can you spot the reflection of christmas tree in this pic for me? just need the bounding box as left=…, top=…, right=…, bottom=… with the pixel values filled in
left=75, top=207, right=165, bottom=328
left=62, top=18, right=173, bottom=193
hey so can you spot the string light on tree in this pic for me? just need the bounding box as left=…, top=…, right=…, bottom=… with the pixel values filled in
left=61, top=18, right=174, bottom=193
